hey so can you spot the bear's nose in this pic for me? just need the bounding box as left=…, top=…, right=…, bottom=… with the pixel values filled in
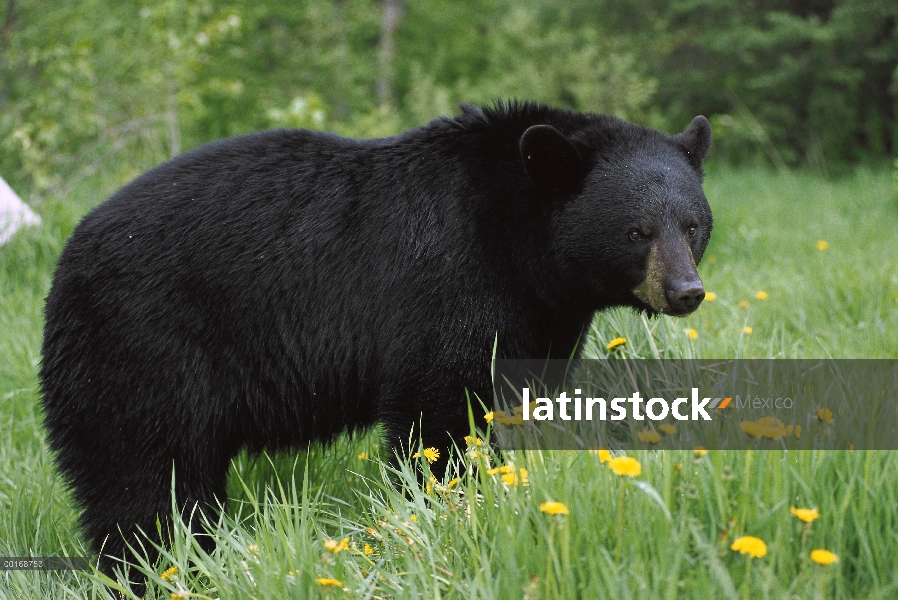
left=666, top=280, right=705, bottom=315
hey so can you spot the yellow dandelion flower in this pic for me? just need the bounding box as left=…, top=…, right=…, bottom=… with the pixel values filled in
left=817, top=407, right=834, bottom=424
left=539, top=501, right=570, bottom=515
left=161, top=566, right=178, bottom=581
left=412, top=447, right=440, bottom=463
left=740, top=420, right=761, bottom=437
left=816, top=240, right=829, bottom=251
left=495, top=413, right=524, bottom=425
left=705, top=291, right=717, bottom=301
left=519, top=467, right=528, bottom=484
left=324, top=537, right=350, bottom=553
left=464, top=435, right=483, bottom=446
left=758, top=415, right=784, bottom=431
left=810, top=549, right=838, bottom=565
left=637, top=429, right=662, bottom=443
left=486, top=466, right=500, bottom=476
left=738, top=300, right=751, bottom=308
left=589, top=449, right=612, bottom=463
left=364, top=543, right=374, bottom=555
left=316, top=578, right=342, bottom=586
left=358, top=452, right=369, bottom=460
left=755, top=290, right=768, bottom=300
left=743, top=326, right=752, bottom=334
left=794, top=424, right=801, bottom=439
left=849, top=442, right=854, bottom=451
left=693, top=447, right=708, bottom=456
left=790, top=507, right=819, bottom=523
left=659, top=423, right=677, bottom=435
left=606, top=337, right=627, bottom=351
left=171, top=592, right=187, bottom=600
left=739, top=418, right=788, bottom=439
left=501, top=472, right=519, bottom=486
left=365, top=527, right=378, bottom=536
left=498, top=464, right=515, bottom=474
left=607, top=456, right=642, bottom=477
left=513, top=401, right=536, bottom=415
left=485, top=410, right=507, bottom=423
left=447, top=477, right=460, bottom=488
left=731, top=535, right=767, bottom=558
left=685, top=328, right=698, bottom=340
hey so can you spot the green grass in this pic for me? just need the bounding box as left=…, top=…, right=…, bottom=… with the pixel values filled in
left=1, top=166, right=897, bottom=599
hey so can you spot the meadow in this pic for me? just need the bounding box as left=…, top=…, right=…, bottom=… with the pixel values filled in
left=1, top=165, right=896, bottom=599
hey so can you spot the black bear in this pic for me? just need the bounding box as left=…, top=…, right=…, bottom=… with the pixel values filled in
left=40, top=102, right=712, bottom=577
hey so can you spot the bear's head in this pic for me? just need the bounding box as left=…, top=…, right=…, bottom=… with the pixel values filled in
left=520, top=115, right=713, bottom=317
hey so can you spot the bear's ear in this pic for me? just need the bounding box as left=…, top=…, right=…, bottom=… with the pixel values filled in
left=519, top=125, right=587, bottom=192
left=672, top=116, right=712, bottom=171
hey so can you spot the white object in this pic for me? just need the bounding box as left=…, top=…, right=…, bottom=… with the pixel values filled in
left=0, top=176, right=40, bottom=246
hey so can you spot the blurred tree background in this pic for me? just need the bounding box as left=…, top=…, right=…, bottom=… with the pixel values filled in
left=1, top=0, right=896, bottom=201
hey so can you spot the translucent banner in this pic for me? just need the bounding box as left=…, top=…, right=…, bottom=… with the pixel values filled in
left=490, top=360, right=898, bottom=450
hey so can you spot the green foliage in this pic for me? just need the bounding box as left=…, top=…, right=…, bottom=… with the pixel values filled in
left=1, top=1, right=100, bottom=192
left=398, top=2, right=658, bottom=125
left=537, top=0, right=898, bottom=170
left=2, top=0, right=895, bottom=200
left=0, top=0, right=248, bottom=196
left=647, top=0, right=898, bottom=169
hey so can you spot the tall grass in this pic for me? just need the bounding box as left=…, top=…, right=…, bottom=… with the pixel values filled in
left=1, top=166, right=896, bottom=599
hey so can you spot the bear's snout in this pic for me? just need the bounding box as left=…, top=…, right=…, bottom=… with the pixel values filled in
left=665, top=278, right=705, bottom=315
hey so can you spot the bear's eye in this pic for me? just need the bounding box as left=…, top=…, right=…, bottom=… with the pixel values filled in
left=688, top=226, right=697, bottom=237
left=628, top=229, right=642, bottom=242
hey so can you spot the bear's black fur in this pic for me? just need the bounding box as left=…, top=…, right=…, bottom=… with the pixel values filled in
left=40, top=102, right=712, bottom=577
